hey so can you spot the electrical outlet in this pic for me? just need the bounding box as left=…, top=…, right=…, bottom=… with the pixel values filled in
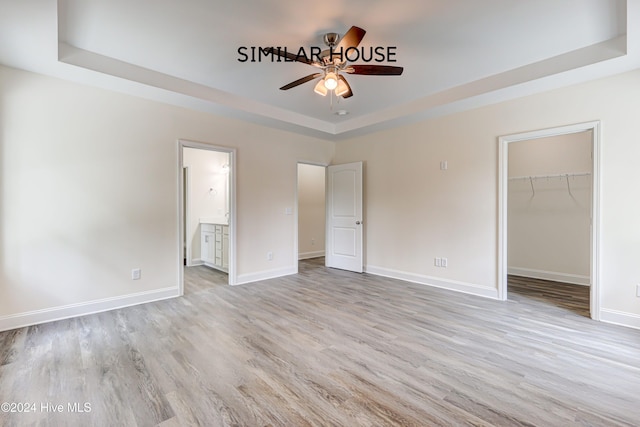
left=131, top=268, right=141, bottom=280
left=267, top=251, right=273, bottom=261
left=636, top=284, right=640, bottom=297
left=434, top=257, right=448, bottom=268
left=311, top=238, right=315, bottom=246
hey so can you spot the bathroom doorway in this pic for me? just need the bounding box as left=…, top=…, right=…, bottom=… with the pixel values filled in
left=178, top=140, right=236, bottom=293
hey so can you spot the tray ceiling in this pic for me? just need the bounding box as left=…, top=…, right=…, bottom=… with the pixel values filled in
left=1, top=0, right=638, bottom=139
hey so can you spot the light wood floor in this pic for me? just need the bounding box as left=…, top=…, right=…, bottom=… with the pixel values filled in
left=1, top=259, right=639, bottom=426
left=508, top=275, right=591, bottom=318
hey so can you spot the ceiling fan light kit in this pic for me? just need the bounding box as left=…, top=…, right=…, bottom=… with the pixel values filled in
left=335, top=78, right=350, bottom=97
left=270, top=26, right=403, bottom=102
left=313, top=80, right=328, bottom=96
left=323, top=71, right=338, bottom=90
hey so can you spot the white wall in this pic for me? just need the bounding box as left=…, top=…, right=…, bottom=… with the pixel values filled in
left=297, top=164, right=325, bottom=259
left=507, top=132, right=592, bottom=285
left=334, top=69, right=640, bottom=328
left=0, top=65, right=333, bottom=330
left=183, top=148, right=229, bottom=263
left=3, top=63, right=640, bottom=331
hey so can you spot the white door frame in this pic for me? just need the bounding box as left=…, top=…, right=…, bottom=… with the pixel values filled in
left=178, top=140, right=237, bottom=292
left=183, top=166, right=193, bottom=267
left=498, top=121, right=601, bottom=320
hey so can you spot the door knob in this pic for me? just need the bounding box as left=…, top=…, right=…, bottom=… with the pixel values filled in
left=356, top=221, right=362, bottom=225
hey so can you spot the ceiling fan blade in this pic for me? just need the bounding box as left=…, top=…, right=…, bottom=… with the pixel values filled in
left=345, top=65, right=404, bottom=75
left=266, top=47, right=318, bottom=66
left=279, top=73, right=323, bottom=90
left=336, top=26, right=366, bottom=51
left=338, top=75, right=353, bottom=98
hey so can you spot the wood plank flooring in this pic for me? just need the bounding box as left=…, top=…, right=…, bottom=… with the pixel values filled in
left=508, top=275, right=591, bottom=318
left=1, top=259, right=639, bottom=426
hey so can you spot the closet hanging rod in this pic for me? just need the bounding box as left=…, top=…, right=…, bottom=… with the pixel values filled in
left=508, top=172, right=591, bottom=181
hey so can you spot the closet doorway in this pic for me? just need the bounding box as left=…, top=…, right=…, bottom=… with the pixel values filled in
left=178, top=140, right=236, bottom=293
left=498, top=122, right=601, bottom=320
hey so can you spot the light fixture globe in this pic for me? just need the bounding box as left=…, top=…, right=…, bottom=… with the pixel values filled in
left=313, top=80, right=328, bottom=96
left=335, top=77, right=349, bottom=97
left=324, top=72, right=338, bottom=90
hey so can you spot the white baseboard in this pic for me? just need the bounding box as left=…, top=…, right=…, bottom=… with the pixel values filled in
left=599, top=309, right=640, bottom=330
left=365, top=265, right=499, bottom=299
left=298, top=251, right=325, bottom=260
left=508, top=267, right=590, bottom=286
left=236, top=266, right=297, bottom=286
left=0, top=287, right=180, bottom=332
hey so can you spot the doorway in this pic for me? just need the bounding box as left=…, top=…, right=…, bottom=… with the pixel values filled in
left=178, top=140, right=236, bottom=293
left=295, top=161, right=364, bottom=274
left=498, top=122, right=601, bottom=320
left=296, top=163, right=326, bottom=267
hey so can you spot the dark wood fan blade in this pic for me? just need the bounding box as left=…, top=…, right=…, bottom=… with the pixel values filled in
left=266, top=47, right=317, bottom=66
left=346, top=65, right=404, bottom=75
left=279, top=73, right=323, bottom=90
left=336, top=26, right=366, bottom=51
left=338, top=75, right=353, bottom=98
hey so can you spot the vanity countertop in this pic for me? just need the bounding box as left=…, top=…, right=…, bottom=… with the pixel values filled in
left=199, top=216, right=228, bottom=225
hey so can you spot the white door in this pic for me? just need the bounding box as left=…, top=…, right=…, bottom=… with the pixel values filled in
left=326, top=162, right=363, bottom=273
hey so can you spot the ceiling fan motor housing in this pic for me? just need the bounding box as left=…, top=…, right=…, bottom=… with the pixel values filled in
left=323, top=32, right=340, bottom=47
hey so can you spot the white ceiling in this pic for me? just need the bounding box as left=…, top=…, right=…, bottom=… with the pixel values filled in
left=1, top=0, right=638, bottom=139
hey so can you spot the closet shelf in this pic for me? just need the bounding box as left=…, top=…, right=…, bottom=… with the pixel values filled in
left=508, top=172, right=591, bottom=181
left=508, top=172, right=591, bottom=197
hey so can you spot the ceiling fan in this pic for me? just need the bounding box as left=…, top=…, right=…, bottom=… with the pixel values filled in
left=269, top=26, right=403, bottom=99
